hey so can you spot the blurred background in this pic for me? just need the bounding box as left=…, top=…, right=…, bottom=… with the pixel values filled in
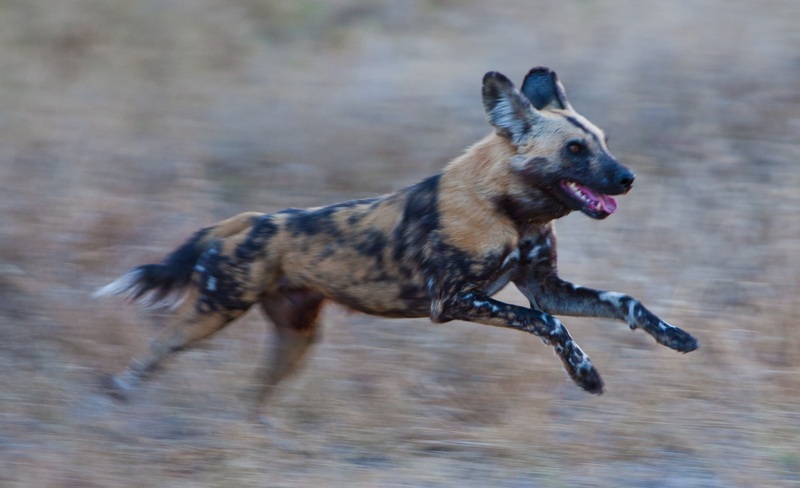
left=1, top=0, right=798, bottom=486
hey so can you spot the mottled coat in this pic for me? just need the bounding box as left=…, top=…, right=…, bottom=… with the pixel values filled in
left=97, top=67, right=698, bottom=416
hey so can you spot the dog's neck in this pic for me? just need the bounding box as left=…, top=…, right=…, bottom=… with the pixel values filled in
left=442, top=133, right=570, bottom=229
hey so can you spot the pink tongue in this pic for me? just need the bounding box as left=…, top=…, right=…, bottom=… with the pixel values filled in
left=598, top=193, right=617, bottom=213
left=574, top=183, right=618, bottom=214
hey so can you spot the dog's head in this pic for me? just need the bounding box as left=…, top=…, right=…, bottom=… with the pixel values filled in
left=482, top=68, right=634, bottom=220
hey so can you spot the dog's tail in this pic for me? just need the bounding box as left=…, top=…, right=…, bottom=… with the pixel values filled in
left=93, top=212, right=263, bottom=310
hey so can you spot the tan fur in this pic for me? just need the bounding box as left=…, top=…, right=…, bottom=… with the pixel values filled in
left=438, top=136, right=519, bottom=255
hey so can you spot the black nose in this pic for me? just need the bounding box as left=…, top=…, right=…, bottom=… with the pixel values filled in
left=618, top=168, right=635, bottom=192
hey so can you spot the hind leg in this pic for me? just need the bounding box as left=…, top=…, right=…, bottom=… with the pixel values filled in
left=245, top=289, right=324, bottom=420
left=104, top=291, right=251, bottom=398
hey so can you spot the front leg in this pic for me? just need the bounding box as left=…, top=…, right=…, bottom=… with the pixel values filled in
left=517, top=275, right=699, bottom=353
left=431, top=290, right=604, bottom=394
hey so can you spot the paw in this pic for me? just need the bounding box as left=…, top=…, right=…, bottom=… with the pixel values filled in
left=557, top=341, right=604, bottom=394
left=571, top=361, right=604, bottom=394
left=633, top=304, right=699, bottom=353
left=652, top=322, right=699, bottom=353
left=98, top=374, right=130, bottom=401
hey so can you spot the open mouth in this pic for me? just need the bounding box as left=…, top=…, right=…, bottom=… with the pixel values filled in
left=558, top=180, right=618, bottom=219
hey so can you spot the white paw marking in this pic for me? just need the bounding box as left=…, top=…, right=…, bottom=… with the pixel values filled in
left=471, top=298, right=500, bottom=314
left=599, top=291, right=637, bottom=327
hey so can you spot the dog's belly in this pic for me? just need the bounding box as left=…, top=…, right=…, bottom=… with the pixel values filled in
left=315, top=266, right=431, bottom=317
left=279, top=238, right=433, bottom=318
left=323, top=280, right=432, bottom=318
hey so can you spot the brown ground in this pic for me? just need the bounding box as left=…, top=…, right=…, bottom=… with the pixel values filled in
left=1, top=1, right=799, bottom=486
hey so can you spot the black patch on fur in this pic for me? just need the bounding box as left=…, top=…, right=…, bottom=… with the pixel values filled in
left=392, top=174, right=441, bottom=263
left=354, top=230, right=388, bottom=263
left=494, top=192, right=570, bottom=227
left=284, top=207, right=340, bottom=238
left=285, top=198, right=380, bottom=238
left=195, top=243, right=255, bottom=313
left=495, top=195, right=539, bottom=228
left=236, top=215, right=278, bottom=261
left=423, top=245, right=476, bottom=293
left=347, top=212, right=364, bottom=225
left=399, top=284, right=428, bottom=301
left=347, top=198, right=384, bottom=225
left=394, top=283, right=432, bottom=316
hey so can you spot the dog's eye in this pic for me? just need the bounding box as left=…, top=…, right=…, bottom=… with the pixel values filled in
left=567, top=141, right=585, bottom=154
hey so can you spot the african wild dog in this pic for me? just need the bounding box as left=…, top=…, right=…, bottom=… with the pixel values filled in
left=96, top=67, right=698, bottom=417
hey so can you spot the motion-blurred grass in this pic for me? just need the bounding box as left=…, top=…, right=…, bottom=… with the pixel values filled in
left=1, top=1, right=798, bottom=486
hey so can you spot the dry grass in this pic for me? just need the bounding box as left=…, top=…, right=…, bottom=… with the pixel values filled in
left=1, top=0, right=799, bottom=486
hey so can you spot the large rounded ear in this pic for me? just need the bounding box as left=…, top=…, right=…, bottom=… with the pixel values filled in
left=521, top=66, right=572, bottom=111
left=482, top=71, right=538, bottom=146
